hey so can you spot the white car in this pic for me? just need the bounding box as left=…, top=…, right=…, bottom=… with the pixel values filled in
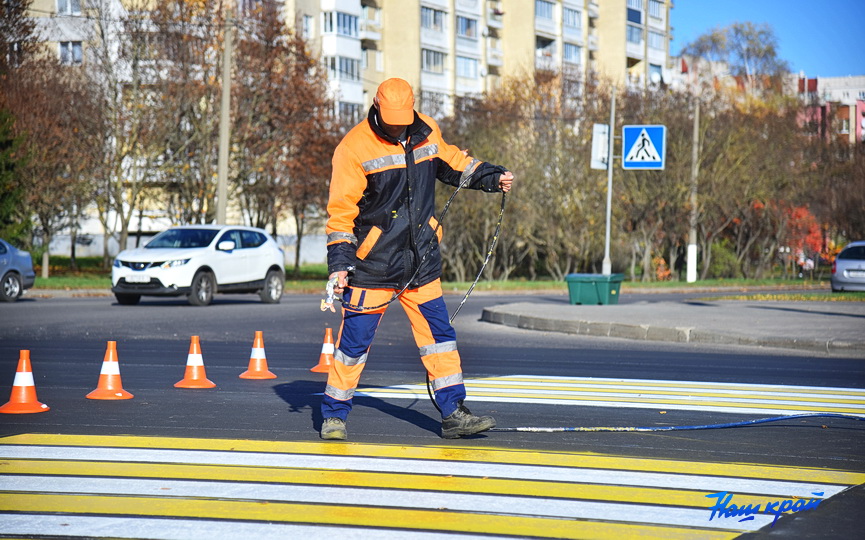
left=111, top=225, right=285, bottom=306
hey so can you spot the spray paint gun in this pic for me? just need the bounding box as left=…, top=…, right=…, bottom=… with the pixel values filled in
left=320, top=275, right=338, bottom=312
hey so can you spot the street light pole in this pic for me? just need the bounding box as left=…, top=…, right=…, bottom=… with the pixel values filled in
left=602, top=84, right=616, bottom=276
left=216, top=9, right=234, bottom=224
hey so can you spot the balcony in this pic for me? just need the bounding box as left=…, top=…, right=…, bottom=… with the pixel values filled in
left=487, top=7, right=504, bottom=29
left=587, top=2, right=599, bottom=19
left=588, top=33, right=598, bottom=51
left=360, top=19, right=381, bottom=42
left=487, top=46, right=504, bottom=67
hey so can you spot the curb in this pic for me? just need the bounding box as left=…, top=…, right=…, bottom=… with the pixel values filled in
left=480, top=308, right=865, bottom=356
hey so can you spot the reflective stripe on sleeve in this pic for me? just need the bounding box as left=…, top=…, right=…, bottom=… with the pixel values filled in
left=460, top=159, right=481, bottom=184
left=327, top=232, right=357, bottom=245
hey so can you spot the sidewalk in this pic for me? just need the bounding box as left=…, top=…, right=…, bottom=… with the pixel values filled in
left=482, top=298, right=865, bottom=356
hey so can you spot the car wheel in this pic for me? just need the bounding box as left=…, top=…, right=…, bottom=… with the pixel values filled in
left=188, top=271, right=215, bottom=306
left=259, top=269, right=284, bottom=304
left=1, top=272, right=22, bottom=302
left=115, top=293, right=141, bottom=305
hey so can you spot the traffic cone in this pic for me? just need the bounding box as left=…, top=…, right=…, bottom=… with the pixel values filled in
left=0, top=350, right=50, bottom=414
left=175, top=335, right=216, bottom=388
left=86, top=341, right=133, bottom=400
left=239, top=331, right=276, bottom=379
left=310, top=327, right=334, bottom=373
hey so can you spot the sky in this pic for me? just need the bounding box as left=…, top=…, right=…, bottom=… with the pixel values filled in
left=669, top=0, right=865, bottom=78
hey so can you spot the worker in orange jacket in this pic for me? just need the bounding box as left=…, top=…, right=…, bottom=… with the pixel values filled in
left=321, top=78, right=514, bottom=440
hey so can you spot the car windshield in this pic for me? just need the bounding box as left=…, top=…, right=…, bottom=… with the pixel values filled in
left=839, top=245, right=865, bottom=261
left=146, top=229, right=219, bottom=249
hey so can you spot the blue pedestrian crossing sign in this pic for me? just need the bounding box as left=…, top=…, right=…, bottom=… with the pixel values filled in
left=622, top=125, right=666, bottom=170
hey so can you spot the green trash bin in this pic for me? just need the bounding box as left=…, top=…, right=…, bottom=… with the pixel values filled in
left=564, top=273, right=624, bottom=305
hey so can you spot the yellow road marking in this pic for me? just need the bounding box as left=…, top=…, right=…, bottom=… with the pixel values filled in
left=0, top=493, right=739, bottom=540
left=360, top=387, right=865, bottom=413
left=481, top=377, right=865, bottom=396
left=4, top=434, right=861, bottom=486
left=1, top=459, right=782, bottom=510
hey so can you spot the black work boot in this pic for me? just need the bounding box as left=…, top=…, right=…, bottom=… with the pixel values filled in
left=441, top=402, right=496, bottom=439
left=320, top=417, right=347, bottom=440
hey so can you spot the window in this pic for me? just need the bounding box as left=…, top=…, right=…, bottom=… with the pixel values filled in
left=421, top=7, right=446, bottom=31
left=362, top=5, right=380, bottom=23
left=536, top=36, right=555, bottom=57
left=535, top=0, right=553, bottom=20
left=457, top=16, right=478, bottom=39
left=649, top=63, right=662, bottom=83
left=626, top=25, right=642, bottom=45
left=627, top=0, right=643, bottom=9
left=648, top=31, right=664, bottom=50
left=456, top=56, right=478, bottom=78
left=627, top=8, right=642, bottom=24
left=302, top=15, right=314, bottom=39
left=421, top=49, right=446, bottom=73
left=338, top=102, right=361, bottom=121
left=322, top=12, right=358, bottom=37
left=57, top=0, right=81, bottom=15
left=59, top=41, right=82, bottom=65
left=325, top=56, right=360, bottom=81
left=564, top=43, right=581, bottom=64
left=649, top=0, right=663, bottom=18
left=563, top=8, right=581, bottom=30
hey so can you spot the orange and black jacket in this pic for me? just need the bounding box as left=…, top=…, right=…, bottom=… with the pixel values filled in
left=326, top=106, right=506, bottom=289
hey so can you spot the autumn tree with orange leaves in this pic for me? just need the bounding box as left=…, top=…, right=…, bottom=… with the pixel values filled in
left=232, top=1, right=341, bottom=273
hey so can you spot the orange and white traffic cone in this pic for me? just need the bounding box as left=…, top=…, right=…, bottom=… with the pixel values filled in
left=239, top=331, right=276, bottom=379
left=0, top=350, right=50, bottom=414
left=175, top=335, right=216, bottom=388
left=86, top=341, right=134, bottom=400
left=310, top=327, right=334, bottom=373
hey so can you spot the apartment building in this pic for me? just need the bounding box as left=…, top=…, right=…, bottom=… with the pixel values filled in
left=28, top=0, right=94, bottom=65
left=284, top=0, right=673, bottom=119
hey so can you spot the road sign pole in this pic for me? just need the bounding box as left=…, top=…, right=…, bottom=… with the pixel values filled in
left=602, top=85, right=616, bottom=276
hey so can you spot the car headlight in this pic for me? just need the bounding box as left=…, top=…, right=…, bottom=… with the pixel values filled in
left=158, top=259, right=190, bottom=269
left=113, top=259, right=122, bottom=268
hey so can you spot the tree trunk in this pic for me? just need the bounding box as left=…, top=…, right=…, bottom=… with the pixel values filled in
left=41, top=231, right=50, bottom=279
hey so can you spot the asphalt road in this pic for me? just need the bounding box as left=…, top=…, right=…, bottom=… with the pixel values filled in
left=1, top=292, right=864, bottom=539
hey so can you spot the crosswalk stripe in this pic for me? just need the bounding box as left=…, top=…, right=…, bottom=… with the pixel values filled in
left=2, top=476, right=777, bottom=530
left=1, top=433, right=861, bottom=539
left=4, top=434, right=865, bottom=485
left=0, top=459, right=800, bottom=509
left=3, top=493, right=739, bottom=540
left=354, top=376, right=865, bottom=416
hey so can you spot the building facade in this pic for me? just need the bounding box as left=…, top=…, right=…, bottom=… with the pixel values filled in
left=284, top=0, right=673, bottom=119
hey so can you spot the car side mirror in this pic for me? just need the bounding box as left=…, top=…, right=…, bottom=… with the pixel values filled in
left=217, top=240, right=236, bottom=251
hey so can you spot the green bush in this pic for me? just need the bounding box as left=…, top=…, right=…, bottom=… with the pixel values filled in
left=708, top=240, right=740, bottom=279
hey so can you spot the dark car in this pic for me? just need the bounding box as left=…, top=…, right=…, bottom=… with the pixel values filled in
left=0, top=238, right=36, bottom=302
left=831, top=241, right=865, bottom=292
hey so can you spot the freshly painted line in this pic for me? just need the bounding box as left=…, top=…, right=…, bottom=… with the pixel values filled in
left=5, top=434, right=864, bottom=486
left=0, top=493, right=741, bottom=540
left=0, top=476, right=773, bottom=530
left=0, top=446, right=848, bottom=497
left=1, top=459, right=788, bottom=509
left=355, top=390, right=865, bottom=415
left=479, top=376, right=865, bottom=395
left=0, top=515, right=491, bottom=540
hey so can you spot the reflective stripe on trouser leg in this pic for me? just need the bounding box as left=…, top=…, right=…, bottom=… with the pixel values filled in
left=321, top=287, right=391, bottom=421
left=400, top=279, right=466, bottom=418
